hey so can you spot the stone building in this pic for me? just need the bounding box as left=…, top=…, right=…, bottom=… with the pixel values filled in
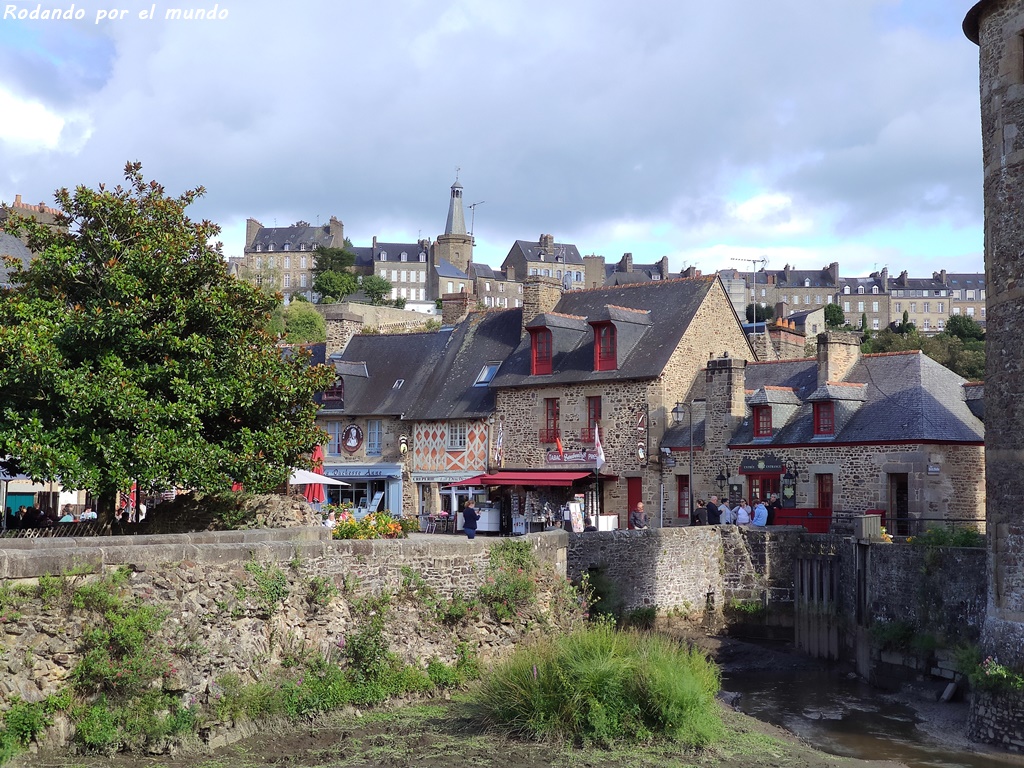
left=837, top=273, right=890, bottom=331
left=663, top=332, right=985, bottom=533
left=965, top=0, right=1024, bottom=749
left=0, top=194, right=62, bottom=288
left=242, top=216, right=345, bottom=302
left=488, top=275, right=754, bottom=529
left=500, top=234, right=585, bottom=289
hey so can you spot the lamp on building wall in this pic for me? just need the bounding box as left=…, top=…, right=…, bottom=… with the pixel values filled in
left=715, top=466, right=728, bottom=493
left=784, top=458, right=799, bottom=480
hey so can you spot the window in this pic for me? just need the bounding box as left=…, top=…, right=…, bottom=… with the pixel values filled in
left=938, top=302, right=944, bottom=313
left=857, top=286, right=865, bottom=295
left=300, top=274, right=307, bottom=287
left=540, top=398, right=560, bottom=443
left=400, top=251, right=408, bottom=262
left=953, top=307, right=961, bottom=315
left=393, top=379, right=404, bottom=389
left=323, top=379, right=344, bottom=406
left=419, top=252, right=426, bottom=262
left=938, top=320, right=945, bottom=331
left=872, top=286, right=879, bottom=294
left=284, top=256, right=291, bottom=268
left=401, top=270, right=407, bottom=283
left=542, top=269, right=550, bottom=277
left=967, top=307, right=976, bottom=317
left=753, top=405, right=772, bottom=437
left=283, top=244, right=290, bottom=252
left=256, top=244, right=262, bottom=253
left=813, top=402, right=835, bottom=436
left=967, top=290, right=976, bottom=300
left=872, top=318, right=879, bottom=330
left=268, top=244, right=274, bottom=252
left=843, top=301, right=850, bottom=312
left=391, top=270, right=397, bottom=282
left=530, top=268, right=538, bottom=276
left=300, top=256, right=307, bottom=269
left=805, top=295, right=810, bottom=305
left=815, top=295, right=822, bottom=304
left=817, top=474, right=834, bottom=511
left=843, top=286, right=850, bottom=294
left=327, top=422, right=345, bottom=455
left=256, top=257, right=262, bottom=269
left=447, top=421, right=467, bottom=451
left=283, top=274, right=291, bottom=288
left=498, top=283, right=505, bottom=293
left=910, top=302, right=917, bottom=313
left=518, top=285, right=523, bottom=293
left=447, top=281, right=454, bottom=293
left=576, top=271, right=582, bottom=281
left=267, top=257, right=274, bottom=269
left=485, top=282, right=491, bottom=291
left=581, top=396, right=602, bottom=442
left=594, top=324, right=616, bottom=371
left=981, top=308, right=986, bottom=319
left=804, top=278, right=811, bottom=287
left=857, top=301, right=864, bottom=312
left=367, top=420, right=382, bottom=456
left=531, top=328, right=553, bottom=375
left=380, top=251, right=387, bottom=261
left=300, top=243, right=306, bottom=251
left=872, top=301, right=879, bottom=313
left=475, top=363, right=500, bottom=386
left=923, top=302, right=930, bottom=313
left=895, top=302, right=902, bottom=312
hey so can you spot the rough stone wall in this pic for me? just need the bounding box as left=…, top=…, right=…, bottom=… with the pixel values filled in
left=565, top=526, right=802, bottom=616
left=816, top=331, right=862, bottom=385
left=521, top=276, right=562, bottom=333
left=0, top=529, right=569, bottom=721
left=864, top=543, right=987, bottom=644
left=321, top=304, right=432, bottom=356
left=727, top=442, right=985, bottom=525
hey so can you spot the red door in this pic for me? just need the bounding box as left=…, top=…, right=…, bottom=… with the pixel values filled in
left=676, top=476, right=690, bottom=520
left=627, top=477, right=643, bottom=528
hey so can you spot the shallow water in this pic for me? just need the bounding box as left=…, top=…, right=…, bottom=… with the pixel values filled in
left=722, top=666, right=1023, bottom=768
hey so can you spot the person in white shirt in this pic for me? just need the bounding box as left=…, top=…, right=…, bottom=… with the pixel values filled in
left=733, top=499, right=751, bottom=525
left=719, top=499, right=735, bottom=524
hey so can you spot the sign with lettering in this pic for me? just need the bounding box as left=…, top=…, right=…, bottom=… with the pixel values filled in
left=546, top=449, right=600, bottom=464
left=323, top=464, right=402, bottom=479
left=738, top=453, right=785, bottom=474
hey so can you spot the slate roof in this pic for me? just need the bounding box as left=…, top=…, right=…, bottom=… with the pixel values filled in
left=248, top=222, right=336, bottom=252
left=946, top=273, right=985, bottom=291
left=330, top=330, right=453, bottom=416
left=375, top=242, right=427, bottom=262
left=349, top=246, right=374, bottom=269
left=435, top=258, right=469, bottom=279
left=0, top=233, right=32, bottom=287
left=729, top=351, right=984, bottom=446
left=405, top=308, right=524, bottom=420
left=325, top=309, right=525, bottom=422
left=492, top=276, right=740, bottom=388
left=506, top=239, right=584, bottom=265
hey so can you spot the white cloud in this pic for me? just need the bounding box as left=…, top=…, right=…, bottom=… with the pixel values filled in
left=0, top=87, right=66, bottom=151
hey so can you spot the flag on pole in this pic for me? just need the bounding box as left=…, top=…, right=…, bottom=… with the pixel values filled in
left=493, top=419, right=504, bottom=466
left=594, top=425, right=606, bottom=470
left=555, top=435, right=565, bottom=459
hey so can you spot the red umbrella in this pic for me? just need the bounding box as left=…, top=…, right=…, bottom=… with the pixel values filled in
left=304, top=445, right=326, bottom=504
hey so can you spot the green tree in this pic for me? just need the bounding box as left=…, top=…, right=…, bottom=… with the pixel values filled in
left=267, top=301, right=327, bottom=344
left=362, top=275, right=393, bottom=305
left=311, top=244, right=356, bottom=277
left=824, top=303, right=845, bottom=328
left=313, top=269, right=358, bottom=302
left=945, top=314, right=985, bottom=341
left=744, top=303, right=774, bottom=324
left=0, top=163, right=334, bottom=525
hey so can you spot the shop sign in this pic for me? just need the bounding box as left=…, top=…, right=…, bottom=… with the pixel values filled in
left=927, top=464, right=940, bottom=475
left=739, top=452, right=785, bottom=474
left=410, top=472, right=479, bottom=484
left=323, top=464, right=401, bottom=479
left=341, top=424, right=363, bottom=453
left=546, top=449, right=599, bottom=464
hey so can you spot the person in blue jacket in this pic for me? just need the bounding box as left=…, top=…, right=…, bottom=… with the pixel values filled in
left=752, top=498, right=769, bottom=527
left=462, top=500, right=479, bottom=539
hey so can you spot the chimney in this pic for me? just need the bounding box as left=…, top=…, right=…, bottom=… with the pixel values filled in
left=620, top=252, right=633, bottom=273
left=328, top=216, right=345, bottom=244
left=940, top=269, right=947, bottom=285
left=522, top=275, right=563, bottom=336
left=775, top=301, right=788, bottom=320
left=539, top=234, right=555, bottom=255
left=705, top=353, right=746, bottom=457
left=827, top=261, right=839, bottom=286
left=880, top=267, right=889, bottom=291
left=14, top=194, right=22, bottom=207
left=441, top=292, right=472, bottom=325
left=816, top=331, right=862, bottom=387
left=658, top=255, right=670, bottom=280
left=245, top=218, right=263, bottom=249
left=784, top=264, right=792, bottom=283
left=680, top=265, right=698, bottom=279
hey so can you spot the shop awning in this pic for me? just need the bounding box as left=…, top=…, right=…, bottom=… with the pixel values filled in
left=450, top=471, right=595, bottom=487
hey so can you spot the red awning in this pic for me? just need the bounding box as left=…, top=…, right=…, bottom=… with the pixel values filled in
left=450, top=471, right=595, bottom=487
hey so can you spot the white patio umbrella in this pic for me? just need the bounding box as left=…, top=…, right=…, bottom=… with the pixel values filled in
left=288, top=468, right=350, bottom=486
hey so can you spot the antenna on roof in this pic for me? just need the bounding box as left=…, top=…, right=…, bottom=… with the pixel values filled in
left=468, top=201, right=485, bottom=237
left=731, top=255, right=769, bottom=337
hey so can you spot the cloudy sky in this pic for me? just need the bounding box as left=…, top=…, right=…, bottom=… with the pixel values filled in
left=0, top=0, right=985, bottom=278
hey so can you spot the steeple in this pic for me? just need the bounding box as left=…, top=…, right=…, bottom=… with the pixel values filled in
left=445, top=178, right=467, bottom=236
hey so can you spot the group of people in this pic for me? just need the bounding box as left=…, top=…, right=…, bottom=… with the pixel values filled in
left=4, top=504, right=97, bottom=529
left=627, top=493, right=781, bottom=529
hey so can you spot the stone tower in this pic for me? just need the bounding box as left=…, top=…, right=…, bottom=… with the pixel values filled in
left=433, top=179, right=473, bottom=275
left=965, top=0, right=1024, bottom=748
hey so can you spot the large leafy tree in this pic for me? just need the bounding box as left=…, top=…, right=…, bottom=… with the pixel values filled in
left=824, top=302, right=845, bottom=328
left=0, top=163, right=334, bottom=523
left=362, top=274, right=393, bottom=305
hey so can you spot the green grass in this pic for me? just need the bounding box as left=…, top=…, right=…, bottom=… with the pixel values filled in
left=472, top=623, right=724, bottom=748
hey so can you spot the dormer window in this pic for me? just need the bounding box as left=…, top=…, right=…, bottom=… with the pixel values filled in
left=380, top=251, right=388, bottom=261
left=594, top=323, right=617, bottom=371
left=475, top=363, right=500, bottom=386
left=323, top=379, right=344, bottom=406
left=268, top=243, right=275, bottom=252
left=300, top=243, right=306, bottom=251
left=804, top=278, right=811, bottom=287
left=843, top=285, right=850, bottom=294
left=813, top=401, right=835, bottom=435
left=872, top=286, right=879, bottom=294
left=284, top=243, right=290, bottom=251
left=401, top=252, right=408, bottom=262
left=419, top=252, right=426, bottom=262
left=857, top=286, right=865, bottom=294
left=753, top=405, right=772, bottom=437
left=530, top=328, right=553, bottom=375
left=256, top=244, right=262, bottom=252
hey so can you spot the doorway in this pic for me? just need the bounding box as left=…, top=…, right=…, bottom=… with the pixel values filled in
left=626, top=477, right=642, bottom=528
left=746, top=474, right=780, bottom=505
left=888, top=473, right=909, bottom=536
left=676, top=475, right=690, bottom=520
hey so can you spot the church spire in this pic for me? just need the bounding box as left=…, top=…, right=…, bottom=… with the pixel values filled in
left=445, top=177, right=467, bottom=236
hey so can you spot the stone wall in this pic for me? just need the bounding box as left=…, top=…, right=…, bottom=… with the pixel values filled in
left=0, top=529, right=569, bottom=727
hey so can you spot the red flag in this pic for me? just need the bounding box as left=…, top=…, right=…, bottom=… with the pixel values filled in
left=555, top=435, right=565, bottom=458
